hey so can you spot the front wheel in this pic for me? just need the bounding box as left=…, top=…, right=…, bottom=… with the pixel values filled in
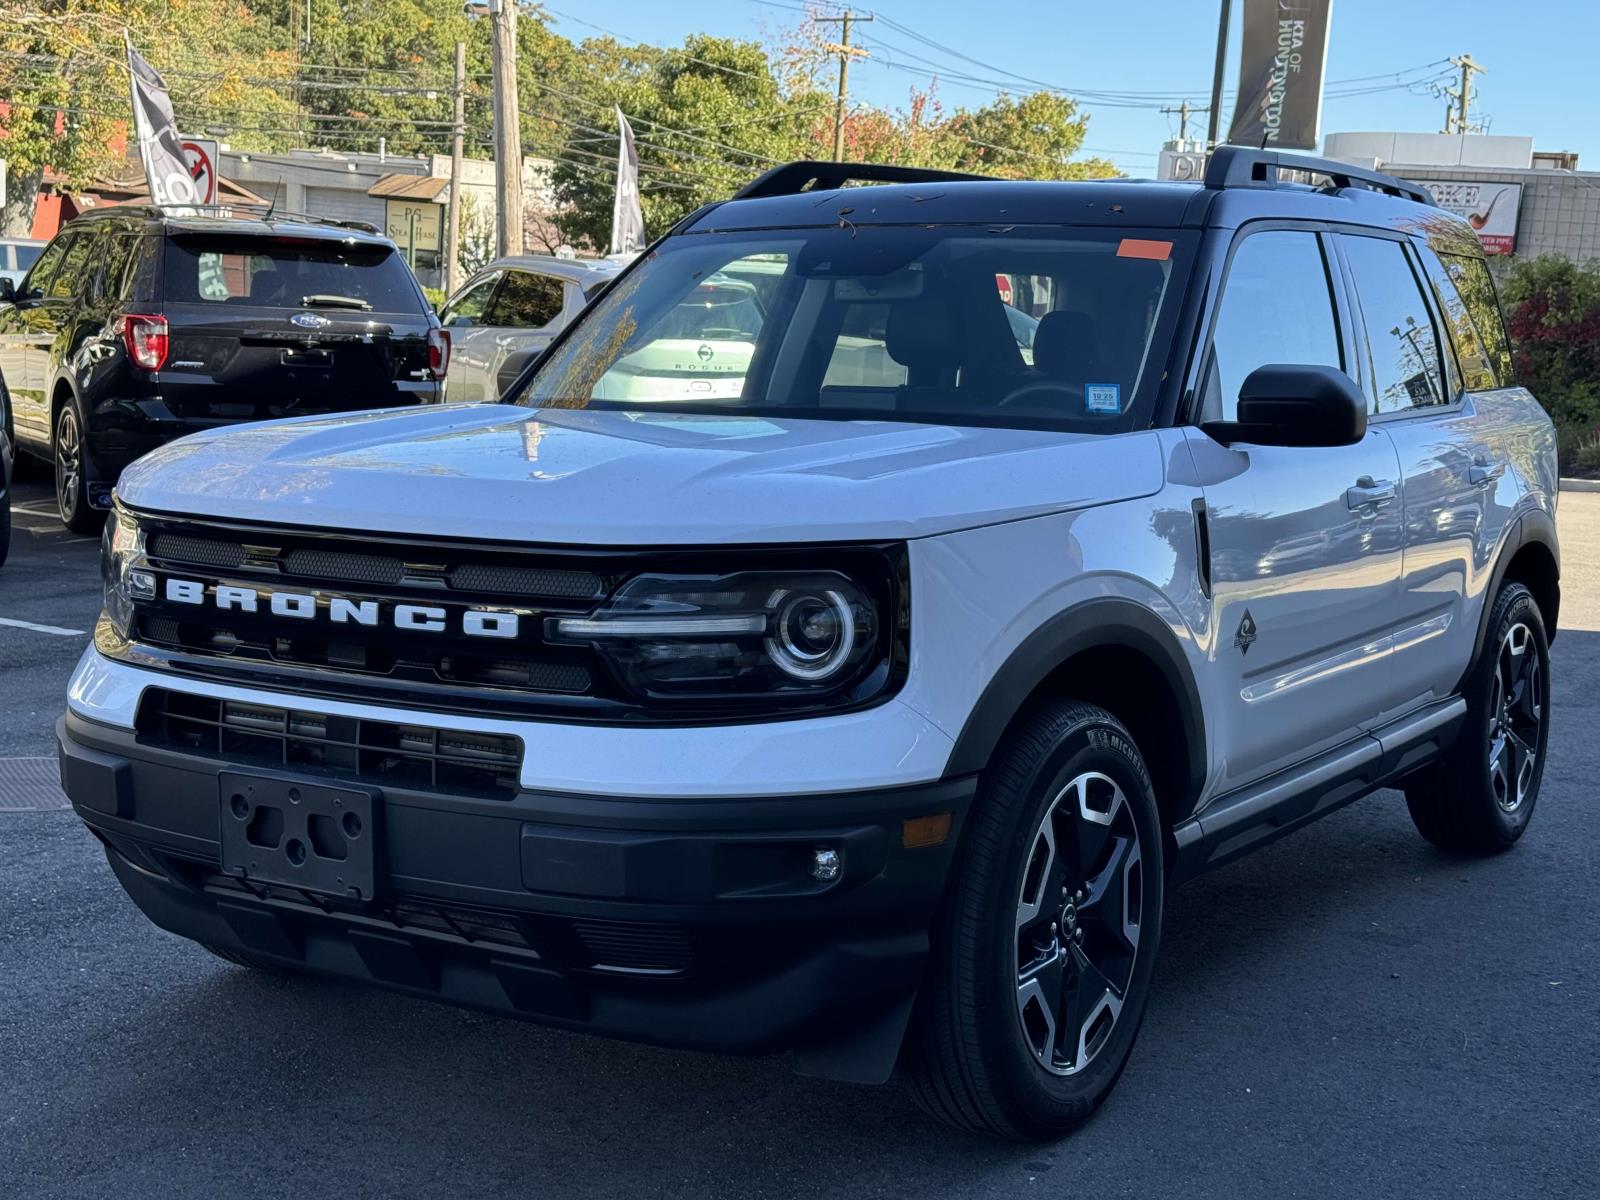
left=1405, top=581, right=1550, bottom=854
left=906, top=700, right=1163, bottom=1140
left=54, top=402, right=104, bottom=536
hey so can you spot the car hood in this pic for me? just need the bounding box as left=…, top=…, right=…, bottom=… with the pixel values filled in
left=116, top=405, right=1166, bottom=545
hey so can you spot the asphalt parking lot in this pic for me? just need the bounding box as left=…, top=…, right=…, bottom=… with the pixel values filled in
left=2, top=476, right=1596, bottom=1199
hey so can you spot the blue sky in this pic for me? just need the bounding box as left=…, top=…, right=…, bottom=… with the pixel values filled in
left=539, top=0, right=1600, bottom=175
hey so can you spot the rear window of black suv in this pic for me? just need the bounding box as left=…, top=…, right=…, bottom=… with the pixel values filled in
left=162, top=235, right=422, bottom=314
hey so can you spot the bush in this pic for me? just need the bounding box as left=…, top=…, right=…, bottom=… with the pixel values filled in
left=1498, top=255, right=1600, bottom=475
left=421, top=285, right=447, bottom=312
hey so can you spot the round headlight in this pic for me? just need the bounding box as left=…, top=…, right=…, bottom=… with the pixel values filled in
left=766, top=589, right=857, bottom=681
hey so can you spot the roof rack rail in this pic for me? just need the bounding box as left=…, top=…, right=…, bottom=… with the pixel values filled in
left=734, top=160, right=992, bottom=200
left=101, top=203, right=382, bottom=236
left=1204, top=146, right=1434, bottom=206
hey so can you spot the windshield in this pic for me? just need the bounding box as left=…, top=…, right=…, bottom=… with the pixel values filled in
left=514, top=225, right=1195, bottom=431
left=163, top=236, right=420, bottom=313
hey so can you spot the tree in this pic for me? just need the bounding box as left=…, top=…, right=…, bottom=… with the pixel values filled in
left=946, top=91, right=1117, bottom=180
left=1499, top=255, right=1600, bottom=471
left=0, top=0, right=300, bottom=234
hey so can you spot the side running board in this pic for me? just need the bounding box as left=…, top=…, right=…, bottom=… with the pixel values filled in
left=1169, top=697, right=1466, bottom=883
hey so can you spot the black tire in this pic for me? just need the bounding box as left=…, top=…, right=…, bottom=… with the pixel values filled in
left=53, top=401, right=104, bottom=536
left=201, top=942, right=304, bottom=976
left=906, top=700, right=1164, bottom=1140
left=1405, top=581, right=1550, bottom=854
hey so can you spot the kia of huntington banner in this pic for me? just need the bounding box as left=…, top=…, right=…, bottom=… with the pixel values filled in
left=1228, top=0, right=1334, bottom=151
left=1413, top=180, right=1524, bottom=255
left=126, top=37, right=200, bottom=209
left=609, top=108, right=646, bottom=257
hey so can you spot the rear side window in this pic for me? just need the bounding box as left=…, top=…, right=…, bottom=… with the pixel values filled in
left=91, top=233, right=138, bottom=305
left=162, top=237, right=420, bottom=313
left=47, top=231, right=96, bottom=300
left=1441, top=254, right=1513, bottom=387
left=487, top=271, right=564, bottom=328
left=1416, top=248, right=1496, bottom=392
left=1202, top=230, right=1342, bottom=422
left=1340, top=235, right=1446, bottom=414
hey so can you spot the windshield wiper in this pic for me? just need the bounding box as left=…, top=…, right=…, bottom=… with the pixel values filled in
left=300, top=293, right=371, bottom=310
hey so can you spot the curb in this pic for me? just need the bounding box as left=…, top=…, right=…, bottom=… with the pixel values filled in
left=1559, top=477, right=1600, bottom=493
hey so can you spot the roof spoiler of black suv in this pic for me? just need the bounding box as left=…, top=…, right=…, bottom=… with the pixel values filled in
left=1204, top=146, right=1435, bottom=206
left=735, top=160, right=993, bottom=199
left=103, top=203, right=382, bottom=236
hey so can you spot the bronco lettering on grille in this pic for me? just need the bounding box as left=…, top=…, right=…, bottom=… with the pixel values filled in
left=158, top=577, right=521, bottom=639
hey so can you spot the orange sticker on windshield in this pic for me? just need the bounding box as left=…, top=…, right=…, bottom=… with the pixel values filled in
left=1117, top=238, right=1172, bottom=261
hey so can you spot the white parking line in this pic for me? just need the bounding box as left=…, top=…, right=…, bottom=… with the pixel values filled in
left=0, top=617, right=87, bottom=637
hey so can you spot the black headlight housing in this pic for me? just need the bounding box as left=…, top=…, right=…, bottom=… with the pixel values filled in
left=550, top=547, right=908, bottom=716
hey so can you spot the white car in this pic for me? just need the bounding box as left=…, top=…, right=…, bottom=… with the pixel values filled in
left=60, top=151, right=1560, bottom=1141
left=438, top=255, right=623, bottom=402
left=0, top=237, right=45, bottom=290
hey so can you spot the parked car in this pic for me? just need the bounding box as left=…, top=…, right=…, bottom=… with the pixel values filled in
left=0, top=208, right=448, bottom=534
left=439, top=254, right=622, bottom=402
left=0, top=237, right=46, bottom=290
left=60, top=151, right=1558, bottom=1141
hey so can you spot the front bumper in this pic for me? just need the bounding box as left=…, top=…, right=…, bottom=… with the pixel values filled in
left=58, top=709, right=975, bottom=1080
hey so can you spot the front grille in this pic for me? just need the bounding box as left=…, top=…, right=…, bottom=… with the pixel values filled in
left=137, top=687, right=523, bottom=800
left=148, top=529, right=605, bottom=601
left=134, top=517, right=612, bottom=706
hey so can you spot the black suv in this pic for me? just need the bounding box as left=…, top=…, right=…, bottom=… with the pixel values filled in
left=0, top=208, right=448, bottom=534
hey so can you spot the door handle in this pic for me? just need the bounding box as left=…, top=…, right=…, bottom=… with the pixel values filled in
left=1468, top=457, right=1505, bottom=487
left=1345, top=476, right=1397, bottom=511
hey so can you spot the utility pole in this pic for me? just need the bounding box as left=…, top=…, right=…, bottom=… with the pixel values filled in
left=816, top=10, right=872, bottom=162
left=490, top=0, right=523, bottom=257
left=1444, top=54, right=1486, bottom=135
left=445, top=40, right=466, bottom=295
left=1205, top=0, right=1233, bottom=149
left=1161, top=100, right=1207, bottom=144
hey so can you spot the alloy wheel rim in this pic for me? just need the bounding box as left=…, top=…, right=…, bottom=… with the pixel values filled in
left=57, top=411, right=80, bottom=519
left=1489, top=621, right=1541, bottom=812
left=1013, top=770, right=1143, bottom=1077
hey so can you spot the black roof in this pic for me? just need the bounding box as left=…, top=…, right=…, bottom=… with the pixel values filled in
left=67, top=206, right=391, bottom=246
left=683, top=149, right=1472, bottom=245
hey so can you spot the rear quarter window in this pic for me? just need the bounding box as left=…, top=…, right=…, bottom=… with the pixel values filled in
left=162, top=236, right=422, bottom=313
left=1440, top=254, right=1514, bottom=387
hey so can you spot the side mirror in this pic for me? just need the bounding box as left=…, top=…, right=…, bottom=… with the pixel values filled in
left=0, top=277, right=15, bottom=303
left=497, top=346, right=544, bottom=401
left=1202, top=364, right=1367, bottom=448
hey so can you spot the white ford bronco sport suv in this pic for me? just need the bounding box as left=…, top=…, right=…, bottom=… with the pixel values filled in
left=60, top=150, right=1559, bottom=1140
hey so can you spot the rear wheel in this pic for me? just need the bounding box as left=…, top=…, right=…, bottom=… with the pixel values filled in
left=906, top=700, right=1163, bottom=1140
left=53, top=401, right=103, bottom=536
left=1405, top=582, right=1550, bottom=854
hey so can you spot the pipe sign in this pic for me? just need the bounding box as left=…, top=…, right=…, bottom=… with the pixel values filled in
left=180, top=139, right=218, bottom=205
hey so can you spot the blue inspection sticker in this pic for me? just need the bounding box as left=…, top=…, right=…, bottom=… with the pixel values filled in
left=1085, top=383, right=1121, bottom=414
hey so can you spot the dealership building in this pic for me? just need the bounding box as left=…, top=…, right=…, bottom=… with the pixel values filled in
left=1323, top=132, right=1600, bottom=264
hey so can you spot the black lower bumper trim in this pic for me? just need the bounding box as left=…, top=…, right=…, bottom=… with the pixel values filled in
left=60, top=711, right=975, bottom=1077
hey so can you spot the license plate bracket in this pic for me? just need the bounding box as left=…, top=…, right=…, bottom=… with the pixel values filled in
left=219, top=771, right=378, bottom=902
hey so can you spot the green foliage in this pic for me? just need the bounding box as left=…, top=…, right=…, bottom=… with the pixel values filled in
left=421, top=284, right=446, bottom=310
left=1499, top=255, right=1600, bottom=475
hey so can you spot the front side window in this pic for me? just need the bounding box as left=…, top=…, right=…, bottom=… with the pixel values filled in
left=516, top=226, right=1195, bottom=432
left=163, top=236, right=420, bottom=313
left=440, top=273, right=501, bottom=327
left=18, top=234, right=70, bottom=299
left=1201, top=230, right=1342, bottom=422
left=487, top=271, right=564, bottom=329
left=47, top=230, right=96, bottom=300
left=1341, top=235, right=1446, bottom=414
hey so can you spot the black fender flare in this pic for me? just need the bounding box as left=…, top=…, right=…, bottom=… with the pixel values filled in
left=1461, top=508, right=1561, bottom=683
left=942, top=597, right=1207, bottom=813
